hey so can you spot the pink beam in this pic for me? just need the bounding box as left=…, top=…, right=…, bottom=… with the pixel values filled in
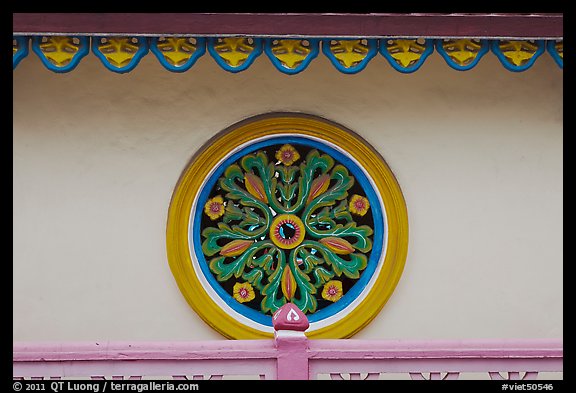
left=307, top=338, right=562, bottom=379
left=14, top=338, right=562, bottom=363
left=307, top=338, right=563, bottom=359
left=13, top=340, right=280, bottom=380
left=13, top=340, right=278, bottom=361
left=14, top=359, right=277, bottom=380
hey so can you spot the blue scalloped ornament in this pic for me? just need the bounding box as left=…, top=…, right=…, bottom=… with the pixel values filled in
left=491, top=40, right=545, bottom=72
left=322, top=38, right=378, bottom=74
left=31, top=36, right=89, bottom=73
left=379, top=38, right=434, bottom=73
left=13, top=36, right=29, bottom=70
left=264, top=38, right=319, bottom=75
left=207, top=37, right=263, bottom=73
left=92, top=36, right=149, bottom=74
left=546, top=40, right=563, bottom=69
left=435, top=39, right=489, bottom=71
left=150, top=37, right=206, bottom=72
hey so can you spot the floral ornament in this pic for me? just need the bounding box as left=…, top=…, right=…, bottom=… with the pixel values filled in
left=201, top=143, right=374, bottom=315
left=275, top=144, right=301, bottom=166
left=322, top=280, right=343, bottom=302
left=349, top=194, right=370, bottom=216
left=233, top=282, right=255, bottom=303
left=204, top=195, right=225, bottom=220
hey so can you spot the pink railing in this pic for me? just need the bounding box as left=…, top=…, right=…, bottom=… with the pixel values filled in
left=13, top=305, right=563, bottom=380
left=13, top=338, right=563, bottom=381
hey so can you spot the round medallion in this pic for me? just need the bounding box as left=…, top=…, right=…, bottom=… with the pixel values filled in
left=167, top=113, right=408, bottom=339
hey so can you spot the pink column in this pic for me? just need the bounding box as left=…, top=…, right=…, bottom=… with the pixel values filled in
left=273, top=303, right=310, bottom=380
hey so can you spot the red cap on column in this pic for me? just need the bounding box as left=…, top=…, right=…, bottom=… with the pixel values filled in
left=272, top=303, right=309, bottom=332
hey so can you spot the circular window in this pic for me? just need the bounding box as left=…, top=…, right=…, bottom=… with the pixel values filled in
left=167, top=113, right=408, bottom=339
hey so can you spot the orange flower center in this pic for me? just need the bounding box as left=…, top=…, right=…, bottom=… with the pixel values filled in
left=270, top=214, right=306, bottom=249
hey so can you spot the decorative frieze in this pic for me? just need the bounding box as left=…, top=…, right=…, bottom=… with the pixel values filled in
left=13, top=36, right=563, bottom=73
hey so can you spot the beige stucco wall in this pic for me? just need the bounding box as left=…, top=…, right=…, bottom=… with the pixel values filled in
left=13, top=47, right=562, bottom=341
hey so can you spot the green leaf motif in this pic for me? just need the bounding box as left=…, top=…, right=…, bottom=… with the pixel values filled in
left=261, top=261, right=287, bottom=314
left=309, top=207, right=336, bottom=229
left=209, top=240, right=273, bottom=281
left=332, top=200, right=353, bottom=224
left=202, top=223, right=255, bottom=257
left=301, top=240, right=368, bottom=279
left=223, top=203, right=243, bottom=223
left=288, top=250, right=318, bottom=313
left=297, top=248, right=322, bottom=273
left=243, top=268, right=266, bottom=291
left=276, top=182, right=299, bottom=205
left=305, top=164, right=354, bottom=212
left=277, top=165, right=299, bottom=183
left=252, top=250, right=276, bottom=274
left=312, top=266, right=335, bottom=288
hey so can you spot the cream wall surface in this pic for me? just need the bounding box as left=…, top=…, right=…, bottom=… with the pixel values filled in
left=13, top=49, right=562, bottom=340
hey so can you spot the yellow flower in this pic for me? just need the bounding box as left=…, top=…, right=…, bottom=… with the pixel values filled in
left=321, top=280, right=343, bottom=302
left=204, top=195, right=225, bottom=220
left=275, top=144, right=301, bottom=166
left=349, top=194, right=370, bottom=216
left=233, top=282, right=255, bottom=303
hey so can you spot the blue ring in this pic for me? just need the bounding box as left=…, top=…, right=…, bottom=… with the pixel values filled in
left=208, top=37, right=263, bottom=73
left=379, top=38, right=434, bottom=73
left=435, top=39, right=489, bottom=71
left=491, top=40, right=545, bottom=72
left=322, top=38, right=378, bottom=74
left=32, top=36, right=89, bottom=73
left=547, top=40, right=563, bottom=69
left=13, top=36, right=29, bottom=70
left=150, top=37, right=206, bottom=73
left=264, top=38, right=320, bottom=75
left=192, top=136, right=385, bottom=327
left=92, top=36, right=149, bottom=74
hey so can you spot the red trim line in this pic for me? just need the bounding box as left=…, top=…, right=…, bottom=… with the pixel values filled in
left=13, top=13, right=563, bottom=39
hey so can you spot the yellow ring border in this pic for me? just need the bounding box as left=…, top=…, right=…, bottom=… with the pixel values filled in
left=166, top=113, right=409, bottom=339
